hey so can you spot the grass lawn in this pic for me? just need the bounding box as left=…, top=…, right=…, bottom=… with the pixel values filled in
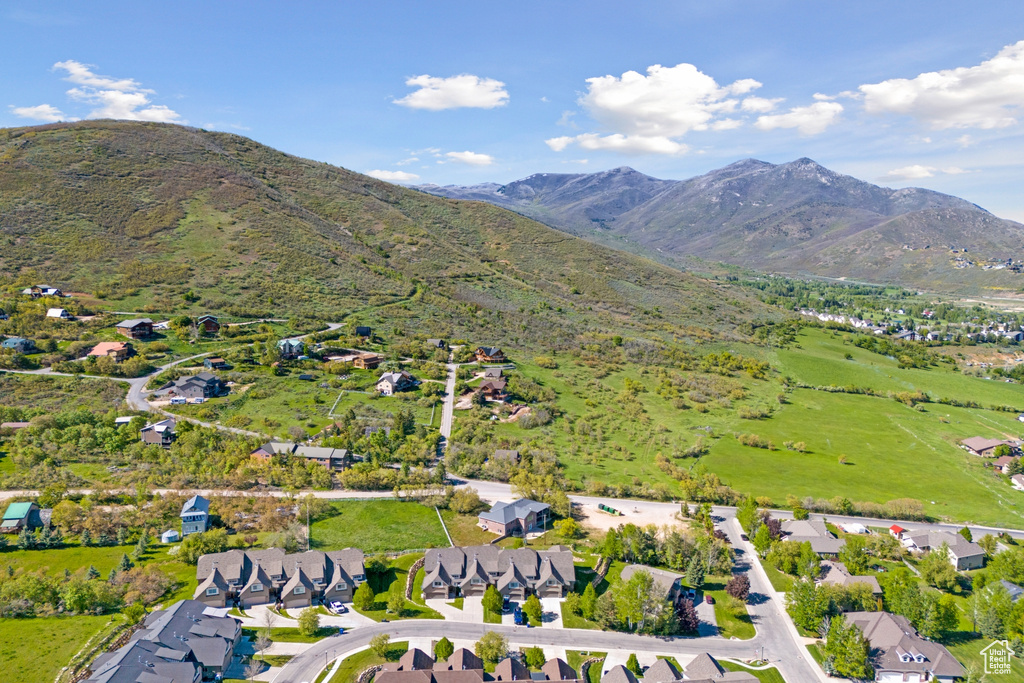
left=759, top=560, right=795, bottom=593
left=483, top=606, right=502, bottom=624
left=333, top=641, right=409, bottom=683
left=944, top=633, right=1024, bottom=679
left=560, top=603, right=598, bottom=630
left=242, top=626, right=335, bottom=643
left=704, top=576, right=755, bottom=640
left=806, top=643, right=824, bottom=667
left=311, top=500, right=449, bottom=552
left=0, top=613, right=115, bottom=683
left=720, top=661, right=786, bottom=683
left=565, top=651, right=605, bottom=683
left=256, top=654, right=294, bottom=667
left=447, top=598, right=464, bottom=610
left=354, top=554, right=442, bottom=622
left=440, top=510, right=496, bottom=546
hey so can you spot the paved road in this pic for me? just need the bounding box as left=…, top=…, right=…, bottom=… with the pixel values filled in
left=274, top=620, right=766, bottom=683
left=437, top=354, right=458, bottom=455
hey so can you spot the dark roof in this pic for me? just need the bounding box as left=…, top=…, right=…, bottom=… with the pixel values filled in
left=641, top=659, right=680, bottom=683
left=478, top=499, right=549, bottom=525
left=847, top=611, right=965, bottom=679
left=181, top=495, right=210, bottom=516
left=600, top=666, right=638, bottom=683
left=493, top=657, right=530, bottom=681
left=541, top=659, right=578, bottom=681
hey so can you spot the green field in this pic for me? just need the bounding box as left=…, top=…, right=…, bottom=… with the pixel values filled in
left=310, top=500, right=449, bottom=552
left=704, top=576, right=755, bottom=640
left=720, top=660, right=786, bottom=683
left=0, top=613, right=115, bottom=683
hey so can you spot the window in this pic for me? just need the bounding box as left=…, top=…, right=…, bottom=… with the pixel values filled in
left=336, top=582, right=347, bottom=591
left=509, top=581, right=520, bottom=588
left=293, top=586, right=305, bottom=595
left=432, top=581, right=443, bottom=587
left=206, top=587, right=219, bottom=596
left=546, top=580, right=557, bottom=586
left=251, top=583, right=263, bottom=592
left=471, top=578, right=483, bottom=584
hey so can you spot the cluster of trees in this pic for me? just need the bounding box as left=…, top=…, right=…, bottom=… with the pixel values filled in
left=599, top=522, right=732, bottom=578
left=0, top=561, right=172, bottom=619
left=563, top=569, right=684, bottom=635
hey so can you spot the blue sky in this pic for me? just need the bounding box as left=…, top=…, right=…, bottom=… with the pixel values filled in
left=5, top=1, right=1024, bottom=219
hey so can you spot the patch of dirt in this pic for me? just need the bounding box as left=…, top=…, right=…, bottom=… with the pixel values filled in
left=501, top=405, right=530, bottom=422
left=454, top=393, right=476, bottom=410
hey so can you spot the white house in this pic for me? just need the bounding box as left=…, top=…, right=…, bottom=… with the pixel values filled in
left=1012, top=474, right=1024, bottom=491
left=375, top=370, right=416, bottom=396
left=46, top=308, right=71, bottom=320
left=900, top=530, right=986, bottom=570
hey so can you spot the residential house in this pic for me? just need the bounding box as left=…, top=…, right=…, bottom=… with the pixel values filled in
left=197, top=314, right=221, bottom=333
left=675, top=653, right=757, bottom=681
left=994, top=455, right=1018, bottom=474
left=194, top=547, right=365, bottom=608
left=542, top=658, right=584, bottom=683
left=601, top=666, right=638, bottom=683
left=636, top=658, right=680, bottom=683
left=46, top=307, right=71, bottom=319
left=204, top=357, right=230, bottom=370
left=478, top=499, right=550, bottom=536
left=1, top=337, right=36, bottom=354
left=378, top=649, right=576, bottom=683
left=899, top=530, right=985, bottom=570
left=426, top=338, right=447, bottom=349
left=780, top=519, right=846, bottom=557
left=376, top=370, right=416, bottom=396
left=474, top=346, right=506, bottom=363
left=181, top=495, right=211, bottom=537
left=1, top=501, right=51, bottom=534
left=961, top=436, right=1015, bottom=457
left=421, top=545, right=574, bottom=600
left=249, top=442, right=350, bottom=470
left=168, top=371, right=228, bottom=400
left=116, top=318, right=154, bottom=339
left=84, top=599, right=241, bottom=683
left=493, top=658, right=530, bottom=682
left=893, top=330, right=918, bottom=341
left=1013, top=474, right=1024, bottom=491
left=88, top=341, right=134, bottom=362
left=23, top=285, right=63, bottom=298
left=619, top=565, right=686, bottom=605
left=846, top=611, right=964, bottom=682
left=478, top=378, right=508, bottom=402
left=998, top=579, right=1024, bottom=603
left=352, top=352, right=383, bottom=369
left=818, top=560, right=882, bottom=597
left=277, top=338, right=305, bottom=359
left=491, top=449, right=520, bottom=464
left=0, top=421, right=31, bottom=432
left=355, top=326, right=372, bottom=337
left=0, top=309, right=7, bottom=321
left=141, top=418, right=176, bottom=448
left=484, top=367, right=503, bottom=379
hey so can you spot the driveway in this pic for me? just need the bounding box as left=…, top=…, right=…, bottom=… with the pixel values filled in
left=694, top=598, right=718, bottom=638
left=539, top=597, right=564, bottom=628
left=424, top=597, right=485, bottom=623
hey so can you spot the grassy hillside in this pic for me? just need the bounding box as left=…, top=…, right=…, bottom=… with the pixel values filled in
left=0, top=121, right=770, bottom=350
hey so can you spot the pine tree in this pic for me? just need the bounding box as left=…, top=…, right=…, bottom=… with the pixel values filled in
left=625, top=654, right=641, bottom=676
left=118, top=553, right=134, bottom=573
left=581, top=583, right=597, bottom=620
left=16, top=527, right=35, bottom=550
left=80, top=528, right=92, bottom=547
left=87, top=565, right=100, bottom=580
left=685, top=555, right=706, bottom=589
left=116, top=527, right=128, bottom=546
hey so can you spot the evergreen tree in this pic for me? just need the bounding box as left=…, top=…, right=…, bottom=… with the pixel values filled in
left=116, top=527, right=128, bottom=546
left=80, top=528, right=92, bottom=547
left=118, top=553, right=134, bottom=573
left=581, top=583, right=597, bottom=620
left=16, top=527, right=35, bottom=550
left=685, top=555, right=706, bottom=589
left=87, top=565, right=100, bottom=580
left=625, top=654, right=642, bottom=676
left=96, top=532, right=110, bottom=547
left=38, top=526, right=52, bottom=549
left=434, top=636, right=454, bottom=662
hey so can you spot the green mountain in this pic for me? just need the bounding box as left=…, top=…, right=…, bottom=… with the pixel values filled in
left=421, top=159, right=1024, bottom=292
left=0, top=121, right=770, bottom=348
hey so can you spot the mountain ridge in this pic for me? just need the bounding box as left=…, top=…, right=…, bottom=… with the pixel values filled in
left=419, top=159, right=1020, bottom=291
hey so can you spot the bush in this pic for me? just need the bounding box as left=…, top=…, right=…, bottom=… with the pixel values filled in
left=297, top=607, right=320, bottom=636
left=725, top=573, right=750, bottom=602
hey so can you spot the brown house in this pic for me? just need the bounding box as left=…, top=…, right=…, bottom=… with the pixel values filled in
left=421, top=545, right=574, bottom=601
left=116, top=319, right=154, bottom=339
left=475, top=346, right=506, bottom=363
left=377, top=648, right=579, bottom=683
left=478, top=378, right=508, bottom=402
left=141, top=418, right=176, bottom=448
left=89, top=341, right=134, bottom=362
left=197, top=314, right=221, bottom=333
left=478, top=498, right=549, bottom=536
left=353, top=352, right=383, bottom=369
left=962, top=436, right=1015, bottom=457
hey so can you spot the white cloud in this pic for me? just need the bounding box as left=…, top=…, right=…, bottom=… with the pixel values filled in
left=445, top=150, right=495, bottom=165
left=394, top=74, right=509, bottom=110
left=547, top=133, right=687, bottom=155
left=10, top=103, right=68, bottom=122
left=883, top=165, right=972, bottom=181
left=860, top=40, right=1024, bottom=129
left=754, top=101, right=843, bottom=135
left=395, top=157, right=419, bottom=166
left=366, top=169, right=420, bottom=182
left=741, top=96, right=783, bottom=113
left=957, top=134, right=973, bottom=148
left=42, top=60, right=183, bottom=122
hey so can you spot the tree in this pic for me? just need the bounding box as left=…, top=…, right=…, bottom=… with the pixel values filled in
left=254, top=631, right=272, bottom=662
left=838, top=535, right=869, bottom=575
left=434, top=636, right=454, bottom=662
left=523, top=594, right=543, bottom=626
left=354, top=582, right=375, bottom=611
left=676, top=598, right=699, bottom=633
left=625, top=654, right=642, bottom=676
left=823, top=614, right=873, bottom=679
left=792, top=506, right=809, bottom=520
left=725, top=573, right=750, bottom=602
left=786, top=579, right=832, bottom=633
left=959, top=526, right=973, bottom=543
left=123, top=602, right=147, bottom=625
left=387, top=589, right=405, bottom=615
left=797, top=541, right=821, bottom=580
left=116, top=526, right=128, bottom=546
left=245, top=657, right=264, bottom=682
left=685, top=555, right=705, bottom=589
left=554, top=518, right=582, bottom=539
left=178, top=529, right=229, bottom=565
left=118, top=553, right=134, bottom=573
left=482, top=585, right=503, bottom=616
left=602, top=528, right=623, bottom=560
left=16, top=528, right=35, bottom=550
left=919, top=544, right=959, bottom=592
left=978, top=534, right=998, bottom=556
left=525, top=646, right=546, bottom=670
left=581, top=583, right=597, bottom=620
left=87, top=564, right=100, bottom=580
left=297, top=607, right=320, bottom=636
left=736, top=497, right=759, bottom=533
left=752, top=525, right=772, bottom=557
left=474, top=631, right=508, bottom=664
left=370, top=633, right=391, bottom=658
left=80, top=528, right=91, bottom=547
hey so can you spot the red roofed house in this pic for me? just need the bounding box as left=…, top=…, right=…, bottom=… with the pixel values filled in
left=889, top=525, right=906, bottom=540
left=89, top=341, right=134, bottom=362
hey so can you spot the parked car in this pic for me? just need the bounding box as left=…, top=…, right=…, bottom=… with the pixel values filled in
left=170, top=397, right=186, bottom=405
left=329, top=601, right=348, bottom=614
left=513, top=607, right=526, bottom=625
left=502, top=596, right=511, bottom=612
left=705, top=595, right=715, bottom=604
left=686, top=589, right=696, bottom=601
left=740, top=533, right=748, bottom=541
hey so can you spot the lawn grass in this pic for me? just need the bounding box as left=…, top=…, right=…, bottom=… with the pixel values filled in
left=806, top=643, right=824, bottom=667
left=311, top=500, right=449, bottom=553
left=242, top=626, right=335, bottom=643
left=560, top=603, right=599, bottom=630
left=565, top=651, right=605, bottom=683
left=759, top=560, right=795, bottom=593
left=944, top=633, right=1024, bottom=679
left=440, top=510, right=496, bottom=546
left=704, top=575, right=755, bottom=640
left=354, top=554, right=442, bottom=622
left=720, top=661, right=786, bottom=683
left=333, top=641, right=409, bottom=683
left=0, top=613, right=114, bottom=683
left=447, top=598, right=464, bottom=610
left=483, top=606, right=502, bottom=624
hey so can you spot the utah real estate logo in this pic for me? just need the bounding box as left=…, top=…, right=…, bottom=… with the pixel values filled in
left=981, top=639, right=1014, bottom=675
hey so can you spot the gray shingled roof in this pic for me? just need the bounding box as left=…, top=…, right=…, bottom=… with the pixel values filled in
left=847, top=611, right=965, bottom=679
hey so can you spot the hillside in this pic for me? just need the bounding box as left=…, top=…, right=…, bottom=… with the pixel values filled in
left=421, top=159, right=1024, bottom=292
left=0, top=121, right=770, bottom=349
